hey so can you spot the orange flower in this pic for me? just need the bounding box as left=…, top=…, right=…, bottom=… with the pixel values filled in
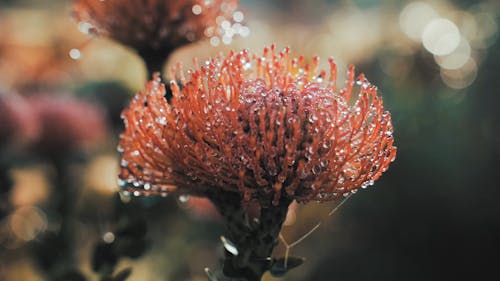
left=72, top=0, right=243, bottom=73
left=118, top=46, right=396, bottom=206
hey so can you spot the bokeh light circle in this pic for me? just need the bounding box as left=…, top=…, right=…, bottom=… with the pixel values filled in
left=422, top=18, right=461, bottom=56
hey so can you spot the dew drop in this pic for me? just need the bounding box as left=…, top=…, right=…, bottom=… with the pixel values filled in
left=210, top=36, right=220, bottom=46
left=77, top=22, right=93, bottom=34
left=120, top=159, right=129, bottom=167
left=69, top=48, right=82, bottom=60
left=243, top=62, right=251, bottom=70
left=119, top=190, right=131, bottom=202
left=156, top=116, right=167, bottom=125
left=179, top=195, right=190, bottom=203
left=117, top=179, right=127, bottom=187
left=102, top=232, right=115, bottom=244
left=192, top=4, right=202, bottom=15
left=220, top=236, right=239, bottom=256
left=312, top=165, right=321, bottom=175
left=233, top=11, right=244, bottom=22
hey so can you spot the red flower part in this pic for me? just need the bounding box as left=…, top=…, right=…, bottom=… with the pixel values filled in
left=29, top=95, right=107, bottom=153
left=184, top=196, right=221, bottom=220
left=0, top=93, right=40, bottom=148
left=72, top=0, right=243, bottom=52
left=119, top=46, right=396, bottom=205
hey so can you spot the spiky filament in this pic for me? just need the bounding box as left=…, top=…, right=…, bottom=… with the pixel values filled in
left=118, top=46, right=396, bottom=206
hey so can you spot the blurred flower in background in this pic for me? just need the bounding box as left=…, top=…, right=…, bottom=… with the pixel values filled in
left=0, top=7, right=87, bottom=91
left=28, top=94, right=108, bottom=156
left=0, top=93, right=40, bottom=150
left=72, top=0, right=247, bottom=74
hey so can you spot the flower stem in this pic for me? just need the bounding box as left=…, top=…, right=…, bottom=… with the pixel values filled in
left=138, top=48, right=170, bottom=78
left=209, top=191, right=292, bottom=281
left=0, top=156, right=13, bottom=219
left=137, top=47, right=174, bottom=101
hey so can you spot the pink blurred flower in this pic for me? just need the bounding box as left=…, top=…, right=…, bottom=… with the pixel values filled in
left=28, top=95, right=108, bottom=154
left=0, top=93, right=40, bottom=149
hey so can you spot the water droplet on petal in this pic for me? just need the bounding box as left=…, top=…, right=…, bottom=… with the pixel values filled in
left=220, top=236, right=239, bottom=256
left=156, top=116, right=167, bottom=125
left=120, top=159, right=128, bottom=167
left=69, top=48, right=82, bottom=60
left=179, top=195, right=190, bottom=203
left=102, top=232, right=115, bottom=243
left=312, top=165, right=321, bottom=175
left=192, top=4, right=202, bottom=15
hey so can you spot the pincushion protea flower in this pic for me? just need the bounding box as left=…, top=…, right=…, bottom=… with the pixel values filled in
left=72, top=0, right=243, bottom=75
left=118, top=46, right=396, bottom=280
left=119, top=46, right=396, bottom=204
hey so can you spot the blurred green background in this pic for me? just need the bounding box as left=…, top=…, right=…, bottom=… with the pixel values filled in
left=1, top=0, right=499, bottom=280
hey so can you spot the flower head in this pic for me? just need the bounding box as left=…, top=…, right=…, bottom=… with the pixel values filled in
left=29, top=95, right=108, bottom=154
left=72, top=0, right=244, bottom=72
left=119, top=46, right=396, bottom=205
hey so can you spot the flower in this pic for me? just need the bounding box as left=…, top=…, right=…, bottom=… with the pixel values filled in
left=72, top=0, right=244, bottom=73
left=118, top=46, right=396, bottom=206
left=28, top=95, right=108, bottom=154
left=0, top=93, right=40, bottom=149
